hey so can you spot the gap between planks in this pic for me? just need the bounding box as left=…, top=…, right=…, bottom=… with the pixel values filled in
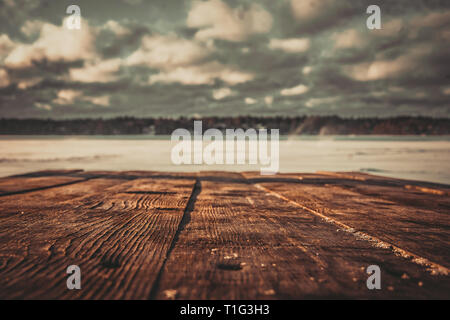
left=148, top=177, right=201, bottom=299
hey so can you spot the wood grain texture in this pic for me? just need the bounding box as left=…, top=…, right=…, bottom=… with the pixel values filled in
left=0, top=171, right=196, bottom=299
left=0, top=170, right=448, bottom=299
left=242, top=172, right=450, bottom=271
left=0, top=170, right=87, bottom=196
left=155, top=172, right=449, bottom=299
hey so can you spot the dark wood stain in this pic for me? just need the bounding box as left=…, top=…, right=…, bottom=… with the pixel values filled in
left=0, top=170, right=448, bottom=299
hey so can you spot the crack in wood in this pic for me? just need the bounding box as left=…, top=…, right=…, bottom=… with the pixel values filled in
left=148, top=178, right=202, bottom=299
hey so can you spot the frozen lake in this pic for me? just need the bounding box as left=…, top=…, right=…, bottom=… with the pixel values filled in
left=1, top=135, right=449, bottom=185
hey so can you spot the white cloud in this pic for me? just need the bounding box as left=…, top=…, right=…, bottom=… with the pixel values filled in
left=187, top=0, right=272, bottom=42
left=333, top=29, right=365, bottom=49
left=127, top=33, right=254, bottom=86
left=20, top=20, right=45, bottom=37
left=5, top=17, right=96, bottom=69
left=149, top=61, right=253, bottom=86
left=0, top=34, right=15, bottom=60
left=69, top=58, right=121, bottom=83
left=35, top=102, right=52, bottom=111
left=17, top=77, right=42, bottom=90
left=53, top=89, right=83, bottom=105
left=345, top=46, right=430, bottom=81
left=126, top=34, right=211, bottom=69
left=374, top=19, right=404, bottom=37
left=408, top=11, right=450, bottom=39
left=245, top=97, right=257, bottom=104
left=305, top=96, right=339, bottom=108
left=102, top=20, right=130, bottom=36
left=302, top=66, right=312, bottom=74
left=83, top=95, right=110, bottom=107
left=264, top=95, right=273, bottom=106
left=290, top=0, right=342, bottom=23
left=0, top=68, right=10, bottom=88
left=281, top=84, right=309, bottom=96
left=347, top=60, right=408, bottom=82
left=269, top=38, right=310, bottom=53
left=53, top=89, right=110, bottom=106
left=212, top=87, right=234, bottom=100
left=411, top=10, right=450, bottom=29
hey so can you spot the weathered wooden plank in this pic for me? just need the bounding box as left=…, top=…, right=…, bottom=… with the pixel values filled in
left=0, top=172, right=196, bottom=299
left=153, top=172, right=449, bottom=299
left=242, top=172, right=450, bottom=270
left=0, top=169, right=87, bottom=196
left=0, top=170, right=448, bottom=299
left=316, top=171, right=450, bottom=210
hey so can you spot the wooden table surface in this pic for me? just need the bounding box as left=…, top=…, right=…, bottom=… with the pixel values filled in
left=0, top=170, right=448, bottom=299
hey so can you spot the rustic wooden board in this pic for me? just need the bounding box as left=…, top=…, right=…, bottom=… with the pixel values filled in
left=0, top=171, right=196, bottom=299
left=0, top=170, right=448, bottom=299
left=316, top=171, right=450, bottom=211
left=0, top=170, right=87, bottom=196
left=154, top=172, right=449, bottom=299
left=242, top=172, right=450, bottom=270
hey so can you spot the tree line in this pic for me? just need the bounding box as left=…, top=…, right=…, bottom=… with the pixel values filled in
left=0, top=116, right=448, bottom=135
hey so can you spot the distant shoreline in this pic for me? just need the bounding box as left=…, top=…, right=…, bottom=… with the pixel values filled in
left=1, top=116, right=449, bottom=135
left=1, top=135, right=450, bottom=141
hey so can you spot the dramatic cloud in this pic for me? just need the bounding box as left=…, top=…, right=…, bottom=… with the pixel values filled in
left=264, top=95, right=273, bottom=106
left=5, top=18, right=96, bottom=69
left=102, top=20, right=131, bottom=37
left=345, top=45, right=431, bottom=81
left=0, top=34, right=15, bottom=58
left=290, top=0, right=355, bottom=33
left=125, top=32, right=254, bottom=86
left=17, top=77, right=42, bottom=90
left=149, top=61, right=254, bottom=86
left=245, top=97, right=257, bottom=104
left=20, top=20, right=45, bottom=37
left=410, top=10, right=450, bottom=29
left=0, top=68, right=10, bottom=88
left=187, top=0, right=273, bottom=42
left=302, top=66, right=312, bottom=75
left=53, top=89, right=110, bottom=107
left=333, top=29, right=366, bottom=49
left=212, top=87, right=234, bottom=100
left=0, top=0, right=448, bottom=118
left=126, top=34, right=211, bottom=69
left=35, top=102, right=52, bottom=111
left=281, top=84, right=309, bottom=96
left=69, top=58, right=122, bottom=83
left=83, top=95, right=110, bottom=107
left=291, top=0, right=336, bottom=21
left=305, top=96, right=339, bottom=108
left=268, top=38, right=310, bottom=53
left=53, top=89, right=82, bottom=105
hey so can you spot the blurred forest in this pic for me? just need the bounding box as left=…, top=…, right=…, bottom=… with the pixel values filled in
left=0, top=116, right=449, bottom=135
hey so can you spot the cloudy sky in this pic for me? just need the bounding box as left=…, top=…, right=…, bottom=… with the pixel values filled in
left=0, top=0, right=449, bottom=119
